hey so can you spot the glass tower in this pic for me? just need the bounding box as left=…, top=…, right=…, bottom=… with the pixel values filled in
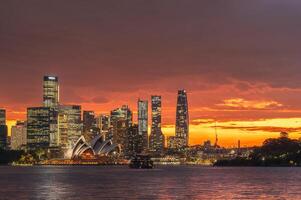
left=27, top=107, right=58, bottom=149
left=43, top=76, right=59, bottom=108
left=175, top=89, right=189, bottom=146
left=149, top=96, right=165, bottom=154
left=138, top=99, right=148, bottom=151
left=58, top=105, right=82, bottom=151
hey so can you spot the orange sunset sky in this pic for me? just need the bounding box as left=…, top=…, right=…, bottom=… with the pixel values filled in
left=2, top=1, right=301, bottom=147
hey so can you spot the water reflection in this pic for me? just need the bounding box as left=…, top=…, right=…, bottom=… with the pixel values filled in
left=0, top=166, right=300, bottom=199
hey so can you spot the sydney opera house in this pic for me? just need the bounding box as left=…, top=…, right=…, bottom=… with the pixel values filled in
left=71, top=135, right=121, bottom=160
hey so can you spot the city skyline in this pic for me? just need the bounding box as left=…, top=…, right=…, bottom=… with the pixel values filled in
left=2, top=1, right=301, bottom=147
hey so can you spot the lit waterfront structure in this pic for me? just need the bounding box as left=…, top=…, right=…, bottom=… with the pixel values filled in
left=27, top=107, right=58, bottom=149
left=96, top=114, right=110, bottom=138
left=126, top=124, right=143, bottom=156
left=43, top=76, right=59, bottom=108
left=149, top=96, right=165, bottom=154
left=0, top=109, right=5, bottom=125
left=71, top=135, right=120, bottom=159
left=58, top=105, right=82, bottom=151
left=110, top=105, right=132, bottom=153
left=175, top=89, right=189, bottom=147
left=11, top=121, right=27, bottom=150
left=138, top=99, right=148, bottom=151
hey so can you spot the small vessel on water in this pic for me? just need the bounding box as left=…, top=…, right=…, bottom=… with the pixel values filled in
left=129, top=154, right=154, bottom=169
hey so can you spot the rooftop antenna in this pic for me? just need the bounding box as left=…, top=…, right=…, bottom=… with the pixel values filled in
left=214, top=119, right=218, bottom=148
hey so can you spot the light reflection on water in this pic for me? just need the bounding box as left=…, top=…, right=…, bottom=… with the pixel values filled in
left=0, top=166, right=300, bottom=199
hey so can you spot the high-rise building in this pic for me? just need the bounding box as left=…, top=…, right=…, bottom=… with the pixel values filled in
left=138, top=99, right=148, bottom=151
left=27, top=107, right=58, bottom=149
left=83, top=111, right=96, bottom=132
left=43, top=76, right=59, bottom=108
left=0, top=125, right=8, bottom=149
left=0, top=109, right=5, bottom=125
left=110, top=105, right=132, bottom=153
left=149, top=96, right=165, bottom=154
left=175, top=89, right=189, bottom=147
left=11, top=121, right=27, bottom=150
left=0, top=109, right=7, bottom=149
left=125, top=124, right=143, bottom=156
left=96, top=114, right=110, bottom=138
left=58, top=105, right=82, bottom=150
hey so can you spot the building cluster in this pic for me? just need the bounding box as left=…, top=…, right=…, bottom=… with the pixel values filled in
left=0, top=76, right=190, bottom=159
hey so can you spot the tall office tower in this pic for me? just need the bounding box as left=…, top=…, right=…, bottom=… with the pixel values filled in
left=11, top=121, right=27, bottom=150
left=125, top=124, right=143, bottom=156
left=43, top=76, right=59, bottom=108
left=138, top=99, right=148, bottom=151
left=83, top=111, right=96, bottom=133
left=0, top=125, right=8, bottom=149
left=149, top=96, right=165, bottom=154
left=0, top=109, right=7, bottom=149
left=96, top=114, right=110, bottom=139
left=0, top=109, right=5, bottom=125
left=110, top=105, right=132, bottom=153
left=27, top=107, right=58, bottom=149
left=175, top=89, right=189, bottom=147
left=58, top=105, right=82, bottom=151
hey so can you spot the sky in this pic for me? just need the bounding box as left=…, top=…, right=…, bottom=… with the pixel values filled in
left=2, top=0, right=301, bottom=147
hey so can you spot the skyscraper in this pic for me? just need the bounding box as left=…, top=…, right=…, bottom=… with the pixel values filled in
left=125, top=124, right=143, bottom=156
left=175, top=89, right=189, bottom=147
left=0, top=109, right=7, bottom=149
left=83, top=111, right=96, bottom=133
left=58, top=105, right=82, bottom=151
left=149, top=96, right=165, bottom=154
left=0, top=109, right=5, bottom=125
left=138, top=99, right=148, bottom=151
left=43, top=76, right=59, bottom=108
left=110, top=105, right=132, bottom=153
left=0, top=126, right=8, bottom=150
left=27, top=107, right=58, bottom=149
left=96, top=114, right=110, bottom=138
left=11, top=121, right=27, bottom=150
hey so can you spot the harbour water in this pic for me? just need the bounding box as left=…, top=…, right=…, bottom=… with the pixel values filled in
left=0, top=166, right=300, bottom=199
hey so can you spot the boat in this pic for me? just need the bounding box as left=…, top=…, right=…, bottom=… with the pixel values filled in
left=129, top=154, right=154, bottom=169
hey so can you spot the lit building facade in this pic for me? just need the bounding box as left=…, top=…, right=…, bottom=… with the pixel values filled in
left=0, top=125, right=7, bottom=149
left=83, top=111, right=96, bottom=133
left=58, top=105, right=82, bottom=150
left=0, top=109, right=5, bottom=125
left=43, top=76, right=59, bottom=108
left=11, top=121, right=27, bottom=150
left=167, top=136, right=186, bottom=150
left=138, top=99, right=148, bottom=151
left=27, top=107, right=58, bottom=149
left=175, top=89, right=189, bottom=147
left=96, top=114, right=110, bottom=138
left=149, top=96, right=165, bottom=154
left=125, top=124, right=143, bottom=156
left=110, top=105, right=132, bottom=153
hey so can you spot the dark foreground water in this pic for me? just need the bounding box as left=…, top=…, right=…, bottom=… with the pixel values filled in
left=0, top=166, right=301, bottom=199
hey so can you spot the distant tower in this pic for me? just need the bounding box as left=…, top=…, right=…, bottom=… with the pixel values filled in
left=138, top=99, right=148, bottom=151
left=149, top=96, right=165, bottom=154
left=214, top=120, right=218, bottom=148
left=43, top=76, right=59, bottom=108
left=175, top=90, right=189, bottom=146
